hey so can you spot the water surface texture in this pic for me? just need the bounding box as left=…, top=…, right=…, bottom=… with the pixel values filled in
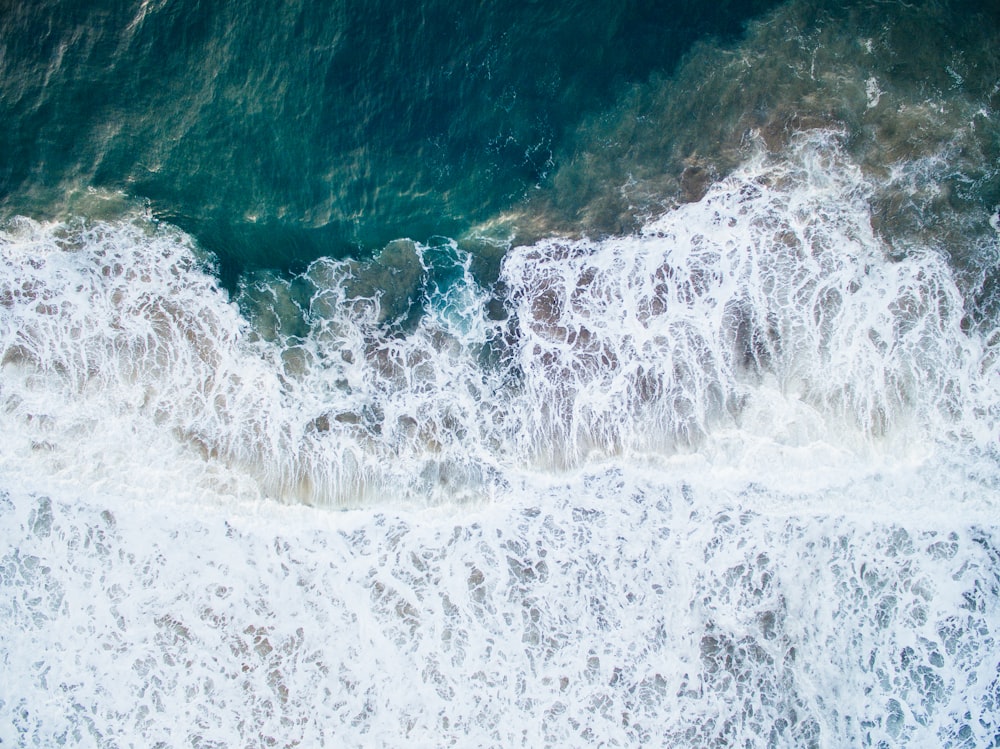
left=2, top=0, right=999, bottom=746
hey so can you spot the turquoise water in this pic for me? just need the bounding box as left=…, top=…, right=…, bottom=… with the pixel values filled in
left=2, top=0, right=1000, bottom=746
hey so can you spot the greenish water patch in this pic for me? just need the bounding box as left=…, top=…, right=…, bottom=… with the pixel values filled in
left=529, top=0, right=1000, bottom=265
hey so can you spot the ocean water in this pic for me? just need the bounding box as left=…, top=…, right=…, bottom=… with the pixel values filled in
left=1, top=0, right=999, bottom=746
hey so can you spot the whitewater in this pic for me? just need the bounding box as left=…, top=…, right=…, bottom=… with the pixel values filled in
left=2, top=133, right=999, bottom=746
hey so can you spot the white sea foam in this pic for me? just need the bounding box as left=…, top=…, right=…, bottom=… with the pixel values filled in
left=2, top=132, right=996, bottom=506
left=1, top=466, right=997, bottom=747
left=1, top=132, right=998, bottom=746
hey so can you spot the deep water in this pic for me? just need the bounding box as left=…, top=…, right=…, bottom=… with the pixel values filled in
left=0, top=0, right=781, bottom=284
left=2, top=0, right=1000, bottom=746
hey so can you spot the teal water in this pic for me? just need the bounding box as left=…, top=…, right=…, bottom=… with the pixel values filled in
left=2, top=0, right=1000, bottom=746
left=1, top=0, right=780, bottom=284
left=3, top=0, right=997, bottom=297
